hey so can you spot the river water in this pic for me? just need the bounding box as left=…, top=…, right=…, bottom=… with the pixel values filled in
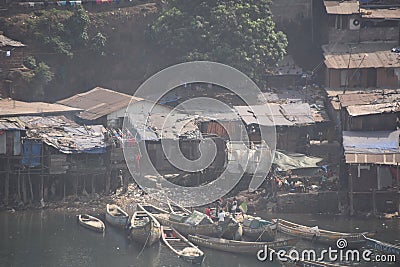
left=0, top=210, right=398, bottom=267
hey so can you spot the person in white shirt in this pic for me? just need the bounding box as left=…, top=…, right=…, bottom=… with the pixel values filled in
left=218, top=209, right=225, bottom=224
left=231, top=198, right=238, bottom=215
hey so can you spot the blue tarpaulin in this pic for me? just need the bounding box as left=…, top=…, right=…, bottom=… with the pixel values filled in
left=22, top=140, right=42, bottom=167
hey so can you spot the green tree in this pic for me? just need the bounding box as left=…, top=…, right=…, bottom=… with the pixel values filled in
left=149, top=0, right=287, bottom=83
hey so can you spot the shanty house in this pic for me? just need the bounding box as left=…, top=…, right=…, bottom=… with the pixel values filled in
left=323, top=42, right=400, bottom=89
left=57, top=87, right=173, bottom=128
left=321, top=1, right=399, bottom=45
left=326, top=89, right=400, bottom=131
left=126, top=113, right=204, bottom=173
left=343, top=130, right=400, bottom=213
left=0, top=33, right=26, bottom=70
left=234, top=103, right=316, bottom=153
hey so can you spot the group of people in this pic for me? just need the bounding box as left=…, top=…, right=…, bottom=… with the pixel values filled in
left=205, top=197, right=244, bottom=224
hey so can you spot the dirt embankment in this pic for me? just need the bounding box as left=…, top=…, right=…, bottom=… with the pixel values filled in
left=0, top=3, right=180, bottom=101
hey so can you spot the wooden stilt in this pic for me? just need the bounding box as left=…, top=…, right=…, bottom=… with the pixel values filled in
left=4, top=158, right=10, bottom=205
left=105, top=169, right=111, bottom=195
left=28, top=169, right=33, bottom=203
left=75, top=176, right=78, bottom=197
left=372, top=189, right=377, bottom=215
left=17, top=169, right=21, bottom=202
left=397, top=163, right=399, bottom=214
left=63, top=176, right=66, bottom=201
left=40, top=176, right=44, bottom=201
left=349, top=173, right=354, bottom=216
left=91, top=175, right=95, bottom=195
left=22, top=174, right=27, bottom=203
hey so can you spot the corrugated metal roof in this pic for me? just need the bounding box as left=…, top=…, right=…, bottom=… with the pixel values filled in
left=338, top=93, right=383, bottom=107
left=19, top=116, right=107, bottom=154
left=234, top=103, right=315, bottom=127
left=361, top=7, right=400, bottom=19
left=258, top=89, right=330, bottom=123
left=346, top=102, right=400, bottom=116
left=324, top=0, right=359, bottom=14
left=128, top=113, right=202, bottom=140
left=0, top=99, right=81, bottom=117
left=0, top=117, right=25, bottom=130
left=0, top=34, right=26, bottom=47
left=343, top=130, right=400, bottom=165
left=323, top=42, right=400, bottom=69
left=58, top=87, right=143, bottom=121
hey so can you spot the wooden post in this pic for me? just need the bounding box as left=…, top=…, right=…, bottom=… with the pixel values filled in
left=22, top=174, right=27, bottom=203
left=105, top=169, right=111, bottom=195
left=75, top=176, right=78, bottom=198
left=4, top=158, right=10, bottom=206
left=63, top=176, right=66, bottom=201
left=91, top=175, right=95, bottom=195
left=349, top=172, right=354, bottom=216
left=17, top=169, right=21, bottom=202
left=372, top=188, right=377, bottom=216
left=28, top=168, right=33, bottom=203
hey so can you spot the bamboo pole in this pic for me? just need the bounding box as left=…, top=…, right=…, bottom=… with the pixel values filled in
left=4, top=158, right=10, bottom=206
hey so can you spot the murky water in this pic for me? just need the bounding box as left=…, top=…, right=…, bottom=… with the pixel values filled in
left=0, top=210, right=398, bottom=267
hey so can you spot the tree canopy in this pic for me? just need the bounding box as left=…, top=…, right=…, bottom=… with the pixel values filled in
left=149, top=0, right=288, bottom=84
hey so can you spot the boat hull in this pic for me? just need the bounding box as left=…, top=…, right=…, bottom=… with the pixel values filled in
left=78, top=214, right=105, bottom=233
left=275, top=219, right=370, bottom=247
left=129, top=223, right=161, bottom=247
left=154, top=213, right=240, bottom=238
left=188, top=234, right=297, bottom=255
left=364, top=236, right=400, bottom=260
left=105, top=204, right=129, bottom=228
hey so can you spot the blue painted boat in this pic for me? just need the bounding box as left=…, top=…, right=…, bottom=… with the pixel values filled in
left=105, top=204, right=129, bottom=228
left=364, top=235, right=400, bottom=260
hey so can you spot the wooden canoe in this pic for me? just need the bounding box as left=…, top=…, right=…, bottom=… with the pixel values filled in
left=161, top=226, right=205, bottom=264
left=188, top=234, right=297, bottom=255
left=273, top=218, right=372, bottom=247
left=363, top=235, right=400, bottom=260
left=77, top=214, right=105, bottom=233
left=128, top=204, right=161, bottom=247
left=140, top=203, right=242, bottom=239
left=105, top=204, right=129, bottom=228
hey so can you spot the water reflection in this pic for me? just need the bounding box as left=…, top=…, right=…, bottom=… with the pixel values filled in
left=0, top=211, right=398, bottom=266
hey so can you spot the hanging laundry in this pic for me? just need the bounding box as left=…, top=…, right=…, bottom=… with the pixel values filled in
left=28, top=2, right=35, bottom=7
left=60, top=0, right=67, bottom=5
left=6, top=51, right=11, bottom=57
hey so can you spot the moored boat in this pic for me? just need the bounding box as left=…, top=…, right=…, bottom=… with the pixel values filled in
left=363, top=235, right=400, bottom=260
left=273, top=218, right=372, bottom=247
left=77, top=214, right=105, bottom=233
left=140, top=204, right=242, bottom=239
left=188, top=234, right=297, bottom=255
left=161, top=226, right=205, bottom=264
left=128, top=204, right=161, bottom=247
left=105, top=204, right=129, bottom=228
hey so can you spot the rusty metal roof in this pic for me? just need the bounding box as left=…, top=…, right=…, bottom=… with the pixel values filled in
left=234, top=103, right=315, bottom=127
left=58, top=87, right=143, bottom=121
left=338, top=93, right=383, bottom=107
left=323, top=42, right=400, bottom=69
left=361, top=7, right=400, bottom=19
left=19, top=116, right=107, bottom=154
left=128, top=113, right=202, bottom=140
left=0, top=34, right=25, bottom=47
left=324, top=0, right=359, bottom=14
left=0, top=99, right=81, bottom=117
left=346, top=102, right=400, bottom=116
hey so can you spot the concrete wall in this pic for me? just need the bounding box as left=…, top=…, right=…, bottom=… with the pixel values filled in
left=327, top=27, right=399, bottom=44
left=271, top=0, right=312, bottom=25
left=276, top=191, right=345, bottom=213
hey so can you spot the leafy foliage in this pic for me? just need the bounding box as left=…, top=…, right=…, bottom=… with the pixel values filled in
left=27, top=7, right=106, bottom=58
left=149, top=0, right=287, bottom=84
